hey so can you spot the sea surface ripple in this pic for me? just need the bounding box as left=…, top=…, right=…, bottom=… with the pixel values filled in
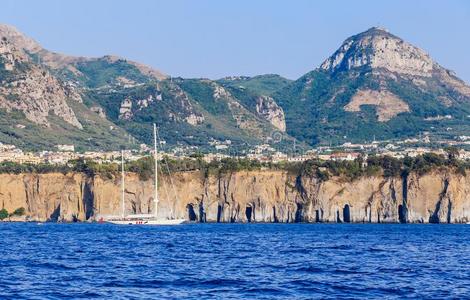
left=0, top=223, right=469, bottom=299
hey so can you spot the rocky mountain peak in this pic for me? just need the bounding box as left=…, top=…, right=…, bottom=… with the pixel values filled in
left=0, top=34, right=82, bottom=129
left=0, top=24, right=167, bottom=82
left=357, top=26, right=391, bottom=37
left=320, top=27, right=435, bottom=77
left=0, top=24, right=42, bottom=53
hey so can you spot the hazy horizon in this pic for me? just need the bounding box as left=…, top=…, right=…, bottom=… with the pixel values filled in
left=1, top=0, right=469, bottom=82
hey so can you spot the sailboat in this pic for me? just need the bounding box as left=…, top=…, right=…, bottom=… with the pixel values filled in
left=106, top=124, right=186, bottom=225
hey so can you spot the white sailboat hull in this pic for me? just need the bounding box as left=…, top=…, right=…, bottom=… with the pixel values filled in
left=108, top=124, right=185, bottom=227
left=107, top=218, right=186, bottom=225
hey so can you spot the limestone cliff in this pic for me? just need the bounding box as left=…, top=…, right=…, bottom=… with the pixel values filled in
left=0, top=170, right=469, bottom=223
left=0, top=36, right=82, bottom=128
left=255, top=95, right=286, bottom=132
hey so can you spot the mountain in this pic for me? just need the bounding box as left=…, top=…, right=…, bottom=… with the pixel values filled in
left=1, top=24, right=470, bottom=151
left=0, top=24, right=293, bottom=151
left=0, top=26, right=137, bottom=150
left=217, top=74, right=292, bottom=96
left=0, top=24, right=166, bottom=85
left=273, top=27, right=470, bottom=145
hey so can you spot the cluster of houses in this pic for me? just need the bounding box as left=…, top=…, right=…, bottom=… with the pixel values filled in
left=0, top=136, right=470, bottom=167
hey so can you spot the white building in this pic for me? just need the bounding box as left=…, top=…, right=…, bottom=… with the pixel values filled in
left=57, top=144, right=75, bottom=152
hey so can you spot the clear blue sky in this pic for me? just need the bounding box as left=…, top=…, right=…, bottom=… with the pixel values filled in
left=1, top=0, right=469, bottom=82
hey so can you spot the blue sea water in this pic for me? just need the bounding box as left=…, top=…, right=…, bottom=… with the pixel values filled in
left=0, top=223, right=469, bottom=299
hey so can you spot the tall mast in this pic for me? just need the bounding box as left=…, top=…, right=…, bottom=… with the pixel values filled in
left=121, top=149, right=125, bottom=218
left=153, top=123, right=159, bottom=218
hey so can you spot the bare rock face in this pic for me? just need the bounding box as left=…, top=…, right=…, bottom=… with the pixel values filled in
left=320, top=27, right=470, bottom=99
left=118, top=98, right=133, bottom=120
left=213, top=84, right=231, bottom=99
left=0, top=173, right=92, bottom=222
left=317, top=26, right=470, bottom=124
left=185, top=113, right=204, bottom=125
left=0, top=24, right=167, bottom=82
left=116, top=88, right=168, bottom=121
left=320, top=27, right=434, bottom=77
left=213, top=83, right=252, bottom=129
left=437, top=68, right=470, bottom=99
left=90, top=106, right=106, bottom=119
left=345, top=89, right=410, bottom=122
left=136, top=95, right=155, bottom=110
left=0, top=37, right=82, bottom=128
left=255, top=95, right=286, bottom=131
left=211, top=83, right=269, bottom=135
left=167, top=83, right=205, bottom=125
left=0, top=170, right=469, bottom=223
left=0, top=24, right=42, bottom=53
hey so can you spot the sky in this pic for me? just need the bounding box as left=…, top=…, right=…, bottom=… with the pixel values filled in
left=1, top=0, right=469, bottom=82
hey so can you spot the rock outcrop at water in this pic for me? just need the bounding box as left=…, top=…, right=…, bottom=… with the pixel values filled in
left=0, top=170, right=469, bottom=223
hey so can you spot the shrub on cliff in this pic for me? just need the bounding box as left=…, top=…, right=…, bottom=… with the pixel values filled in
left=0, top=161, right=31, bottom=174
left=127, top=156, right=154, bottom=181
left=0, top=208, right=8, bottom=220
left=12, top=207, right=25, bottom=216
left=70, top=158, right=96, bottom=175
left=315, top=168, right=330, bottom=181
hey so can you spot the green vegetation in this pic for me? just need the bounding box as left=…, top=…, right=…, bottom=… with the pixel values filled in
left=217, top=74, right=292, bottom=96
left=273, top=67, right=470, bottom=146
left=178, top=79, right=231, bottom=116
left=4, top=28, right=470, bottom=152
left=84, top=78, right=267, bottom=150
left=75, top=58, right=151, bottom=88
left=12, top=207, right=25, bottom=216
left=0, top=207, right=26, bottom=221
left=0, top=208, right=8, bottom=220
left=0, top=103, right=132, bottom=152
left=0, top=151, right=467, bottom=182
left=302, top=151, right=469, bottom=182
left=0, top=155, right=299, bottom=179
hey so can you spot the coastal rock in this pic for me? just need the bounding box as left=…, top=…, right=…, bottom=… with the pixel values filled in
left=0, top=170, right=469, bottom=223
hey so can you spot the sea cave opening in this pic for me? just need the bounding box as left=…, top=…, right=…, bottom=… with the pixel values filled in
left=245, top=206, right=253, bottom=223
left=398, top=204, right=406, bottom=223
left=315, top=209, right=321, bottom=223
left=187, top=204, right=197, bottom=222
left=343, top=204, right=351, bottom=223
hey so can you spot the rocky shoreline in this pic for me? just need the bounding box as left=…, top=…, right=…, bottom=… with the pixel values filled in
left=0, top=169, right=469, bottom=223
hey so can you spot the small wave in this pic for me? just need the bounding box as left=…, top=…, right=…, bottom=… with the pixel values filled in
left=199, top=278, right=246, bottom=287
left=329, top=244, right=353, bottom=250
left=367, top=246, right=389, bottom=252
left=332, top=268, right=368, bottom=275
left=243, top=286, right=289, bottom=295
left=35, top=262, right=76, bottom=271
left=1, top=223, right=468, bottom=299
left=296, top=266, right=324, bottom=273
left=104, top=279, right=173, bottom=288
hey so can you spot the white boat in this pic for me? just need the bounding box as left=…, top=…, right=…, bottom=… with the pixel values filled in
left=107, top=218, right=186, bottom=226
left=106, top=124, right=186, bottom=225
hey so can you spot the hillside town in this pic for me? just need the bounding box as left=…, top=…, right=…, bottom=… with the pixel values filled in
left=1, top=133, right=470, bottom=166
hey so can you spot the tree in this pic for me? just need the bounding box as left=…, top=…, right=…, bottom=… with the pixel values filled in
left=12, top=207, right=25, bottom=216
left=445, top=146, right=460, bottom=162
left=0, top=208, right=8, bottom=220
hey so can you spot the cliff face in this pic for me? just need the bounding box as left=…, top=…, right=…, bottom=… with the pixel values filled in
left=0, top=170, right=469, bottom=223
left=0, top=37, right=83, bottom=128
